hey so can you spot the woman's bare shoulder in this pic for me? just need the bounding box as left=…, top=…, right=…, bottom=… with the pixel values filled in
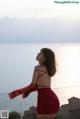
left=34, top=65, right=47, bottom=71
left=34, top=65, right=41, bottom=70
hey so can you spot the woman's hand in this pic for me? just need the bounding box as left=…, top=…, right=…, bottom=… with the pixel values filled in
left=22, top=83, right=37, bottom=99
left=8, top=83, right=37, bottom=99
left=8, top=89, right=23, bottom=99
left=8, top=87, right=28, bottom=99
left=22, top=92, right=29, bottom=99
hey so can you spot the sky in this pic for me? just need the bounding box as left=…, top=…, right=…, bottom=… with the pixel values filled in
left=0, top=0, right=80, bottom=43
left=0, top=0, right=80, bottom=18
left=0, top=17, right=80, bottom=43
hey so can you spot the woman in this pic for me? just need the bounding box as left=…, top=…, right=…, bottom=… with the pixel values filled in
left=8, top=48, right=60, bottom=119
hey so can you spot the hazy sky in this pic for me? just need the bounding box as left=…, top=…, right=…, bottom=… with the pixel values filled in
left=0, top=0, right=80, bottom=18
left=0, top=16, right=80, bottom=43
left=0, top=0, right=80, bottom=43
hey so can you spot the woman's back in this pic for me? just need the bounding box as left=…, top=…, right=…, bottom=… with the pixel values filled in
left=35, top=65, right=51, bottom=87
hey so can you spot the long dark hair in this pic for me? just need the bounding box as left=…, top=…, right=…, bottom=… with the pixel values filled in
left=41, top=48, right=56, bottom=76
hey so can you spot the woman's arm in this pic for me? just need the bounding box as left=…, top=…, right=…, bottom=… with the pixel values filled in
left=8, top=66, right=39, bottom=99
left=31, top=65, right=39, bottom=84
left=22, top=66, right=40, bottom=98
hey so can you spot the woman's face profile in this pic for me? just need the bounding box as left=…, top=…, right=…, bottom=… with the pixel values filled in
left=36, top=51, right=46, bottom=64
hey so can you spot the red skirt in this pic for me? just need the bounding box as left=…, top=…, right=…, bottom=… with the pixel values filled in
left=37, top=88, right=60, bottom=114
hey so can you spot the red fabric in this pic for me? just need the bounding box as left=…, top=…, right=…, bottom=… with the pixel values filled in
left=8, top=89, right=21, bottom=99
left=8, top=83, right=37, bottom=99
left=22, top=83, right=38, bottom=98
left=37, top=88, right=60, bottom=114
